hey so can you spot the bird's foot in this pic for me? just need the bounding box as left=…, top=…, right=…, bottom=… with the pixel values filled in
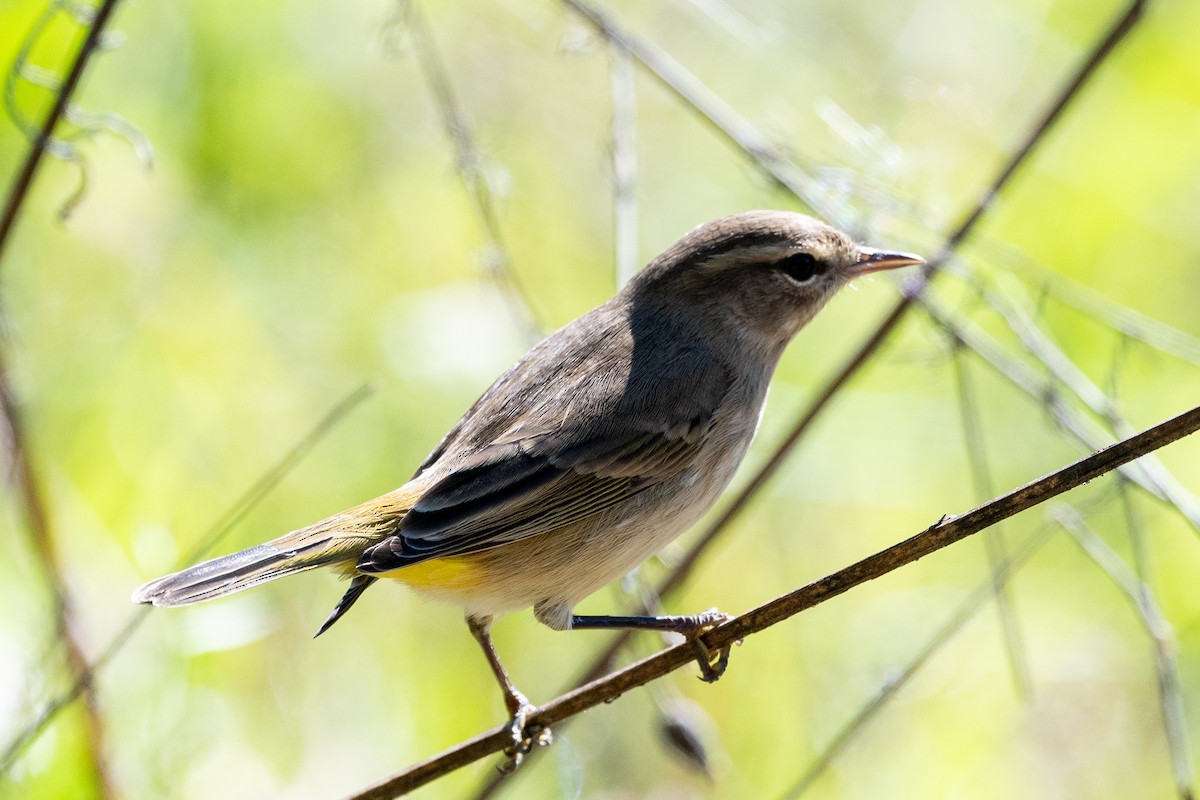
left=498, top=698, right=553, bottom=774
left=685, top=608, right=734, bottom=683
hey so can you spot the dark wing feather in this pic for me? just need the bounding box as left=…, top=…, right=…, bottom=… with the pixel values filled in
left=358, top=303, right=731, bottom=574
left=357, top=428, right=701, bottom=573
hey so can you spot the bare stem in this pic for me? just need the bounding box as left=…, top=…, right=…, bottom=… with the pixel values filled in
left=778, top=520, right=1057, bottom=799
left=0, top=346, right=114, bottom=797
left=343, top=402, right=1200, bottom=799
left=404, top=2, right=543, bottom=344
left=563, top=0, right=850, bottom=228
left=0, top=384, right=373, bottom=778
left=609, top=47, right=638, bottom=288
left=1052, top=507, right=1195, bottom=799
left=952, top=347, right=1032, bottom=697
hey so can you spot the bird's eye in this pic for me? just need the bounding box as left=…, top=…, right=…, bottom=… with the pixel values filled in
left=777, top=252, right=824, bottom=283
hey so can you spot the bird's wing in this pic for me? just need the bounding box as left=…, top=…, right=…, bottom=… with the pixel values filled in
left=357, top=349, right=729, bottom=573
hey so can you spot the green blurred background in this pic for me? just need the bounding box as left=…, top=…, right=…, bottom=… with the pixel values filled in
left=2, top=0, right=1200, bottom=797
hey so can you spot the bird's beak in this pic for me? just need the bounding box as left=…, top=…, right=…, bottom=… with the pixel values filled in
left=848, top=247, right=925, bottom=278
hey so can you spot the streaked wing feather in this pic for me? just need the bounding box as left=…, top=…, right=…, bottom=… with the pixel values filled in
left=357, top=323, right=732, bottom=574
left=356, top=429, right=699, bottom=573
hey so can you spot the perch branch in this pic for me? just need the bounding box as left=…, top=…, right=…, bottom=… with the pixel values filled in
left=777, top=519, right=1059, bottom=799
left=343, top=401, right=1200, bottom=799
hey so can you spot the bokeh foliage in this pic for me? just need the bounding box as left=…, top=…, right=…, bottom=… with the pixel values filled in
left=2, top=0, right=1200, bottom=798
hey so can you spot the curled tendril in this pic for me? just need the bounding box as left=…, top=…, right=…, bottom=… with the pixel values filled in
left=4, top=0, right=152, bottom=220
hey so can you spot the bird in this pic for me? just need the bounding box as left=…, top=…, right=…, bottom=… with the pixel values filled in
left=133, top=210, right=923, bottom=761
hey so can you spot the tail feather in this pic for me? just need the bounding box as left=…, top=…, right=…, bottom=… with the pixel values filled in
left=135, top=537, right=350, bottom=606
left=132, top=488, right=418, bottom=608
left=132, top=534, right=372, bottom=607
left=313, top=575, right=377, bottom=637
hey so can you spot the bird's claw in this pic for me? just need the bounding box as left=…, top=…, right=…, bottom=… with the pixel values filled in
left=691, top=637, right=732, bottom=682
left=498, top=702, right=553, bottom=774
left=687, top=608, right=734, bottom=683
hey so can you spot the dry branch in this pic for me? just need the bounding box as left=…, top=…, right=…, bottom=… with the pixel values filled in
left=0, top=1, right=129, bottom=791
left=0, top=384, right=373, bottom=777
left=0, top=351, right=113, bottom=798
left=344, top=402, right=1200, bottom=799
left=1053, top=507, right=1195, bottom=798
left=778, top=520, right=1057, bottom=799
left=951, top=348, right=1032, bottom=695
left=404, top=3, right=542, bottom=344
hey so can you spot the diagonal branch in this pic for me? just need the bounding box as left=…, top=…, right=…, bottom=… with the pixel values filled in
left=563, top=0, right=850, bottom=228
left=0, top=383, right=373, bottom=779
left=343, top=402, right=1200, bottom=799
left=1051, top=506, right=1195, bottom=798
left=0, top=351, right=113, bottom=798
left=404, top=2, right=543, bottom=344
left=951, top=346, right=1032, bottom=696
left=949, top=240, right=1200, bottom=369
left=777, top=518, right=1059, bottom=799
left=919, top=294, right=1200, bottom=529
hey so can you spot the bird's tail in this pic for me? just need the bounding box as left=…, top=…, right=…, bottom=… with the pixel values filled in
left=132, top=488, right=416, bottom=607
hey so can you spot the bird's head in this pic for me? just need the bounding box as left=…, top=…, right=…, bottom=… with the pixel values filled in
left=627, top=210, right=924, bottom=357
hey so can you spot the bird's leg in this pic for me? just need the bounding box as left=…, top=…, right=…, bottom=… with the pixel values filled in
left=465, top=615, right=552, bottom=772
left=569, top=608, right=734, bottom=682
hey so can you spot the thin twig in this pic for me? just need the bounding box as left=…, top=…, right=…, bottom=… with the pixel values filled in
left=972, top=277, right=1200, bottom=528
left=343, top=402, right=1200, bottom=799
left=0, top=0, right=125, bottom=265
left=0, top=383, right=374, bottom=778
left=1051, top=507, right=1195, bottom=799
left=0, top=1, right=127, bottom=790
left=563, top=0, right=852, bottom=228
left=404, top=2, right=543, bottom=344
left=968, top=240, right=1200, bottom=367
left=952, top=347, right=1032, bottom=697
left=0, top=346, right=114, bottom=797
left=778, top=519, right=1058, bottom=799
left=609, top=46, right=638, bottom=288
left=1102, top=344, right=1180, bottom=769
left=4, top=1, right=69, bottom=145
left=919, top=294, right=1200, bottom=531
